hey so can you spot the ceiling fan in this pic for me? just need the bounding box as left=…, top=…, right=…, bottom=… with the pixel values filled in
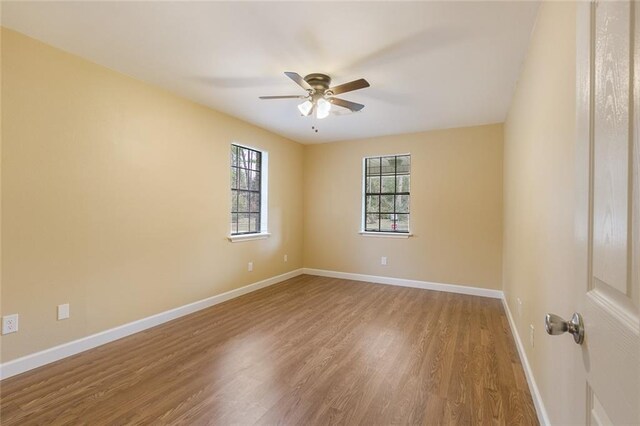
left=259, top=72, right=370, bottom=119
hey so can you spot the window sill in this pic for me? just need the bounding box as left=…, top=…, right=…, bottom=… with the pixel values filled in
left=228, top=232, right=271, bottom=242
left=358, top=231, right=413, bottom=239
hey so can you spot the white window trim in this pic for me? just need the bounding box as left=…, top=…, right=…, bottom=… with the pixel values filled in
left=228, top=232, right=271, bottom=242
left=358, top=231, right=413, bottom=239
left=360, top=153, right=412, bottom=236
left=228, top=143, right=268, bottom=241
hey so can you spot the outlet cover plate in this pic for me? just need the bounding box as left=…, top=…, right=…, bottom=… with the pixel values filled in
left=517, top=298, right=522, bottom=318
left=2, top=314, right=19, bottom=334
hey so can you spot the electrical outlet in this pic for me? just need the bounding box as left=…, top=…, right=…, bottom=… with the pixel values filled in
left=248, top=262, right=253, bottom=272
left=58, top=303, right=70, bottom=320
left=529, top=324, right=535, bottom=348
left=2, top=314, right=19, bottom=334
left=517, top=298, right=523, bottom=318
left=381, top=256, right=387, bottom=266
left=284, top=254, right=288, bottom=262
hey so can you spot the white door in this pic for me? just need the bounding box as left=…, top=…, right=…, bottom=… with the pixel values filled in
left=573, top=1, right=640, bottom=424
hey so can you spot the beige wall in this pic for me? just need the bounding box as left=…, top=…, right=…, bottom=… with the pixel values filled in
left=0, top=29, right=304, bottom=362
left=503, top=2, right=578, bottom=424
left=303, top=124, right=504, bottom=289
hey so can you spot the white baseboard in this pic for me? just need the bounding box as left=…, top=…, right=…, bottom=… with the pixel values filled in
left=0, top=268, right=303, bottom=380
left=502, top=298, right=550, bottom=426
left=302, top=268, right=503, bottom=299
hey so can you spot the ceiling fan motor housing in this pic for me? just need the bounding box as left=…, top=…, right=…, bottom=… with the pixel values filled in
left=304, top=73, right=332, bottom=94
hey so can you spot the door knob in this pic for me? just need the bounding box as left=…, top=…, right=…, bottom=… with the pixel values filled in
left=545, top=312, right=585, bottom=344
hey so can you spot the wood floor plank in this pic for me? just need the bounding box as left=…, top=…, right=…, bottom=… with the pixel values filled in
left=0, top=275, right=538, bottom=425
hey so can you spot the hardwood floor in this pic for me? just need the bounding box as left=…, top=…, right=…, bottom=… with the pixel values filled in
left=0, top=275, right=537, bottom=425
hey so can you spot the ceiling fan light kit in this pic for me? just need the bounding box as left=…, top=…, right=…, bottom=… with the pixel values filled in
left=315, top=98, right=331, bottom=119
left=297, top=100, right=313, bottom=116
left=260, top=72, right=370, bottom=120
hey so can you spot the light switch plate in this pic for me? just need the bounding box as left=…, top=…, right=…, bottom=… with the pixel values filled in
left=529, top=324, right=535, bottom=348
left=58, top=303, right=70, bottom=320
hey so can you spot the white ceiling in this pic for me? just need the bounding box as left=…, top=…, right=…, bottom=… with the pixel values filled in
left=2, top=1, right=539, bottom=144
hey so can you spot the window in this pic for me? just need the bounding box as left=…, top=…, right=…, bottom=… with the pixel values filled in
left=363, top=154, right=411, bottom=233
left=230, top=144, right=268, bottom=238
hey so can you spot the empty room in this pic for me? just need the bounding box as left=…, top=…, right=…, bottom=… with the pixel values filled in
left=1, top=1, right=638, bottom=425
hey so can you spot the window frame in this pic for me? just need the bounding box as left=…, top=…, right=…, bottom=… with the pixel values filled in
left=360, top=153, right=412, bottom=237
left=228, top=143, right=269, bottom=242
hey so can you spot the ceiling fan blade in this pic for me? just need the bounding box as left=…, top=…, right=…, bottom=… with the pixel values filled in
left=329, top=78, right=370, bottom=95
left=259, top=95, right=307, bottom=100
left=329, top=97, right=365, bottom=112
left=284, top=72, right=312, bottom=91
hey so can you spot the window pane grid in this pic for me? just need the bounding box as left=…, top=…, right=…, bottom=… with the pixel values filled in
left=364, top=155, right=410, bottom=233
left=231, top=144, right=261, bottom=235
